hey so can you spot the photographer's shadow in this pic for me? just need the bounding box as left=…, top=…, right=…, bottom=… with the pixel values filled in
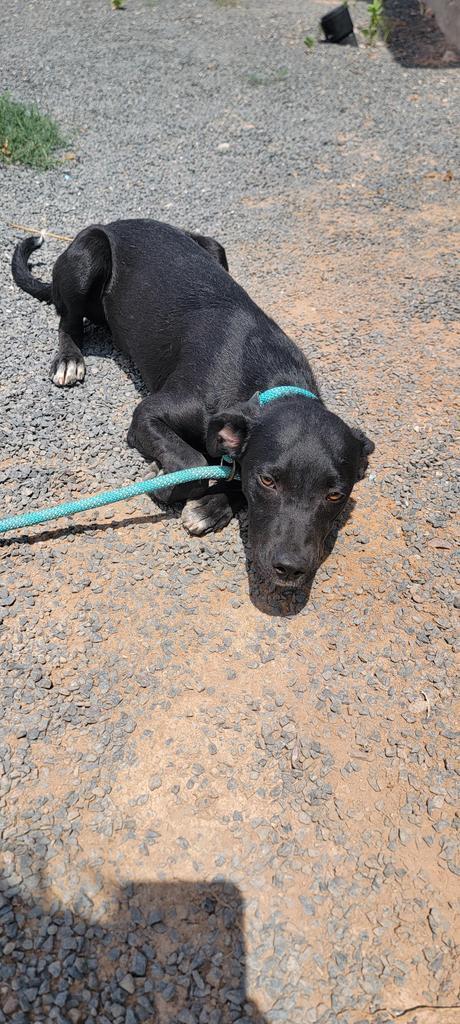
left=2, top=873, right=269, bottom=1023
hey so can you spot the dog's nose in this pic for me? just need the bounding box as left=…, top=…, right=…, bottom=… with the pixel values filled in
left=273, top=557, right=307, bottom=581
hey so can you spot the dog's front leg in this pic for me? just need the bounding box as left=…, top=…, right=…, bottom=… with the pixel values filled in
left=127, top=396, right=236, bottom=534
left=128, top=395, right=208, bottom=503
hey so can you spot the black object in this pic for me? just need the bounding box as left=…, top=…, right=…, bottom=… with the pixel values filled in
left=321, top=4, right=355, bottom=43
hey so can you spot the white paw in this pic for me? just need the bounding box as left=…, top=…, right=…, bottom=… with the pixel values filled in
left=52, top=357, right=85, bottom=387
left=181, top=495, right=233, bottom=536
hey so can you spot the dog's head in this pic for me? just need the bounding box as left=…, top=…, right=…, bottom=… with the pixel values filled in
left=207, top=395, right=374, bottom=588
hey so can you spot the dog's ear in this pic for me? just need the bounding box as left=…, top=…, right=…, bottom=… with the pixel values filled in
left=207, top=404, right=257, bottom=459
left=352, top=428, right=375, bottom=480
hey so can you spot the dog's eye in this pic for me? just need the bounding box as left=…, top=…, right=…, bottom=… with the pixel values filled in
left=327, top=491, right=345, bottom=503
left=258, top=474, right=276, bottom=490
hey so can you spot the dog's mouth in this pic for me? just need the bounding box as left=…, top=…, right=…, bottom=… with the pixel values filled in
left=272, top=573, right=311, bottom=591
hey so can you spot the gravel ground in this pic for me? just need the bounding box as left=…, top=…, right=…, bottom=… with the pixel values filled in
left=1, top=2, right=459, bottom=1022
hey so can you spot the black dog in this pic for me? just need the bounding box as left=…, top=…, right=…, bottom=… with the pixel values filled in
left=12, top=219, right=374, bottom=588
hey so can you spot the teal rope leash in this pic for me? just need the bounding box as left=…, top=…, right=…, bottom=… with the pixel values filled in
left=0, top=465, right=235, bottom=537
left=258, top=385, right=317, bottom=405
left=0, top=384, right=317, bottom=538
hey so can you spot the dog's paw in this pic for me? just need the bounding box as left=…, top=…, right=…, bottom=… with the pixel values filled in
left=145, top=461, right=164, bottom=479
left=51, top=354, right=85, bottom=387
left=181, top=494, right=233, bottom=536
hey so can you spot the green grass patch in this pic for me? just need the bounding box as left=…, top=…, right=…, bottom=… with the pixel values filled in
left=247, top=66, right=288, bottom=87
left=362, top=0, right=390, bottom=43
left=0, top=93, right=67, bottom=170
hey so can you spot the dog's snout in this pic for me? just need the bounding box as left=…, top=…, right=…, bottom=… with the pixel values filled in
left=272, top=555, right=308, bottom=582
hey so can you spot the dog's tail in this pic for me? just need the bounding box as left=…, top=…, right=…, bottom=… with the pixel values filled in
left=11, top=235, right=53, bottom=304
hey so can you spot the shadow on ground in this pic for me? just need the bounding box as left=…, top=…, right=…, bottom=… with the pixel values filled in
left=0, top=872, right=269, bottom=1022
left=384, top=0, right=460, bottom=67
left=83, top=323, right=149, bottom=399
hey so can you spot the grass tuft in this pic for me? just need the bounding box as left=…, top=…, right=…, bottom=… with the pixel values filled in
left=362, top=0, right=390, bottom=44
left=247, top=66, right=288, bottom=87
left=0, top=92, right=67, bottom=170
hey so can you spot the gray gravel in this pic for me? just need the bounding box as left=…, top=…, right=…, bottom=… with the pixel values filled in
left=1, top=1, right=460, bottom=1022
